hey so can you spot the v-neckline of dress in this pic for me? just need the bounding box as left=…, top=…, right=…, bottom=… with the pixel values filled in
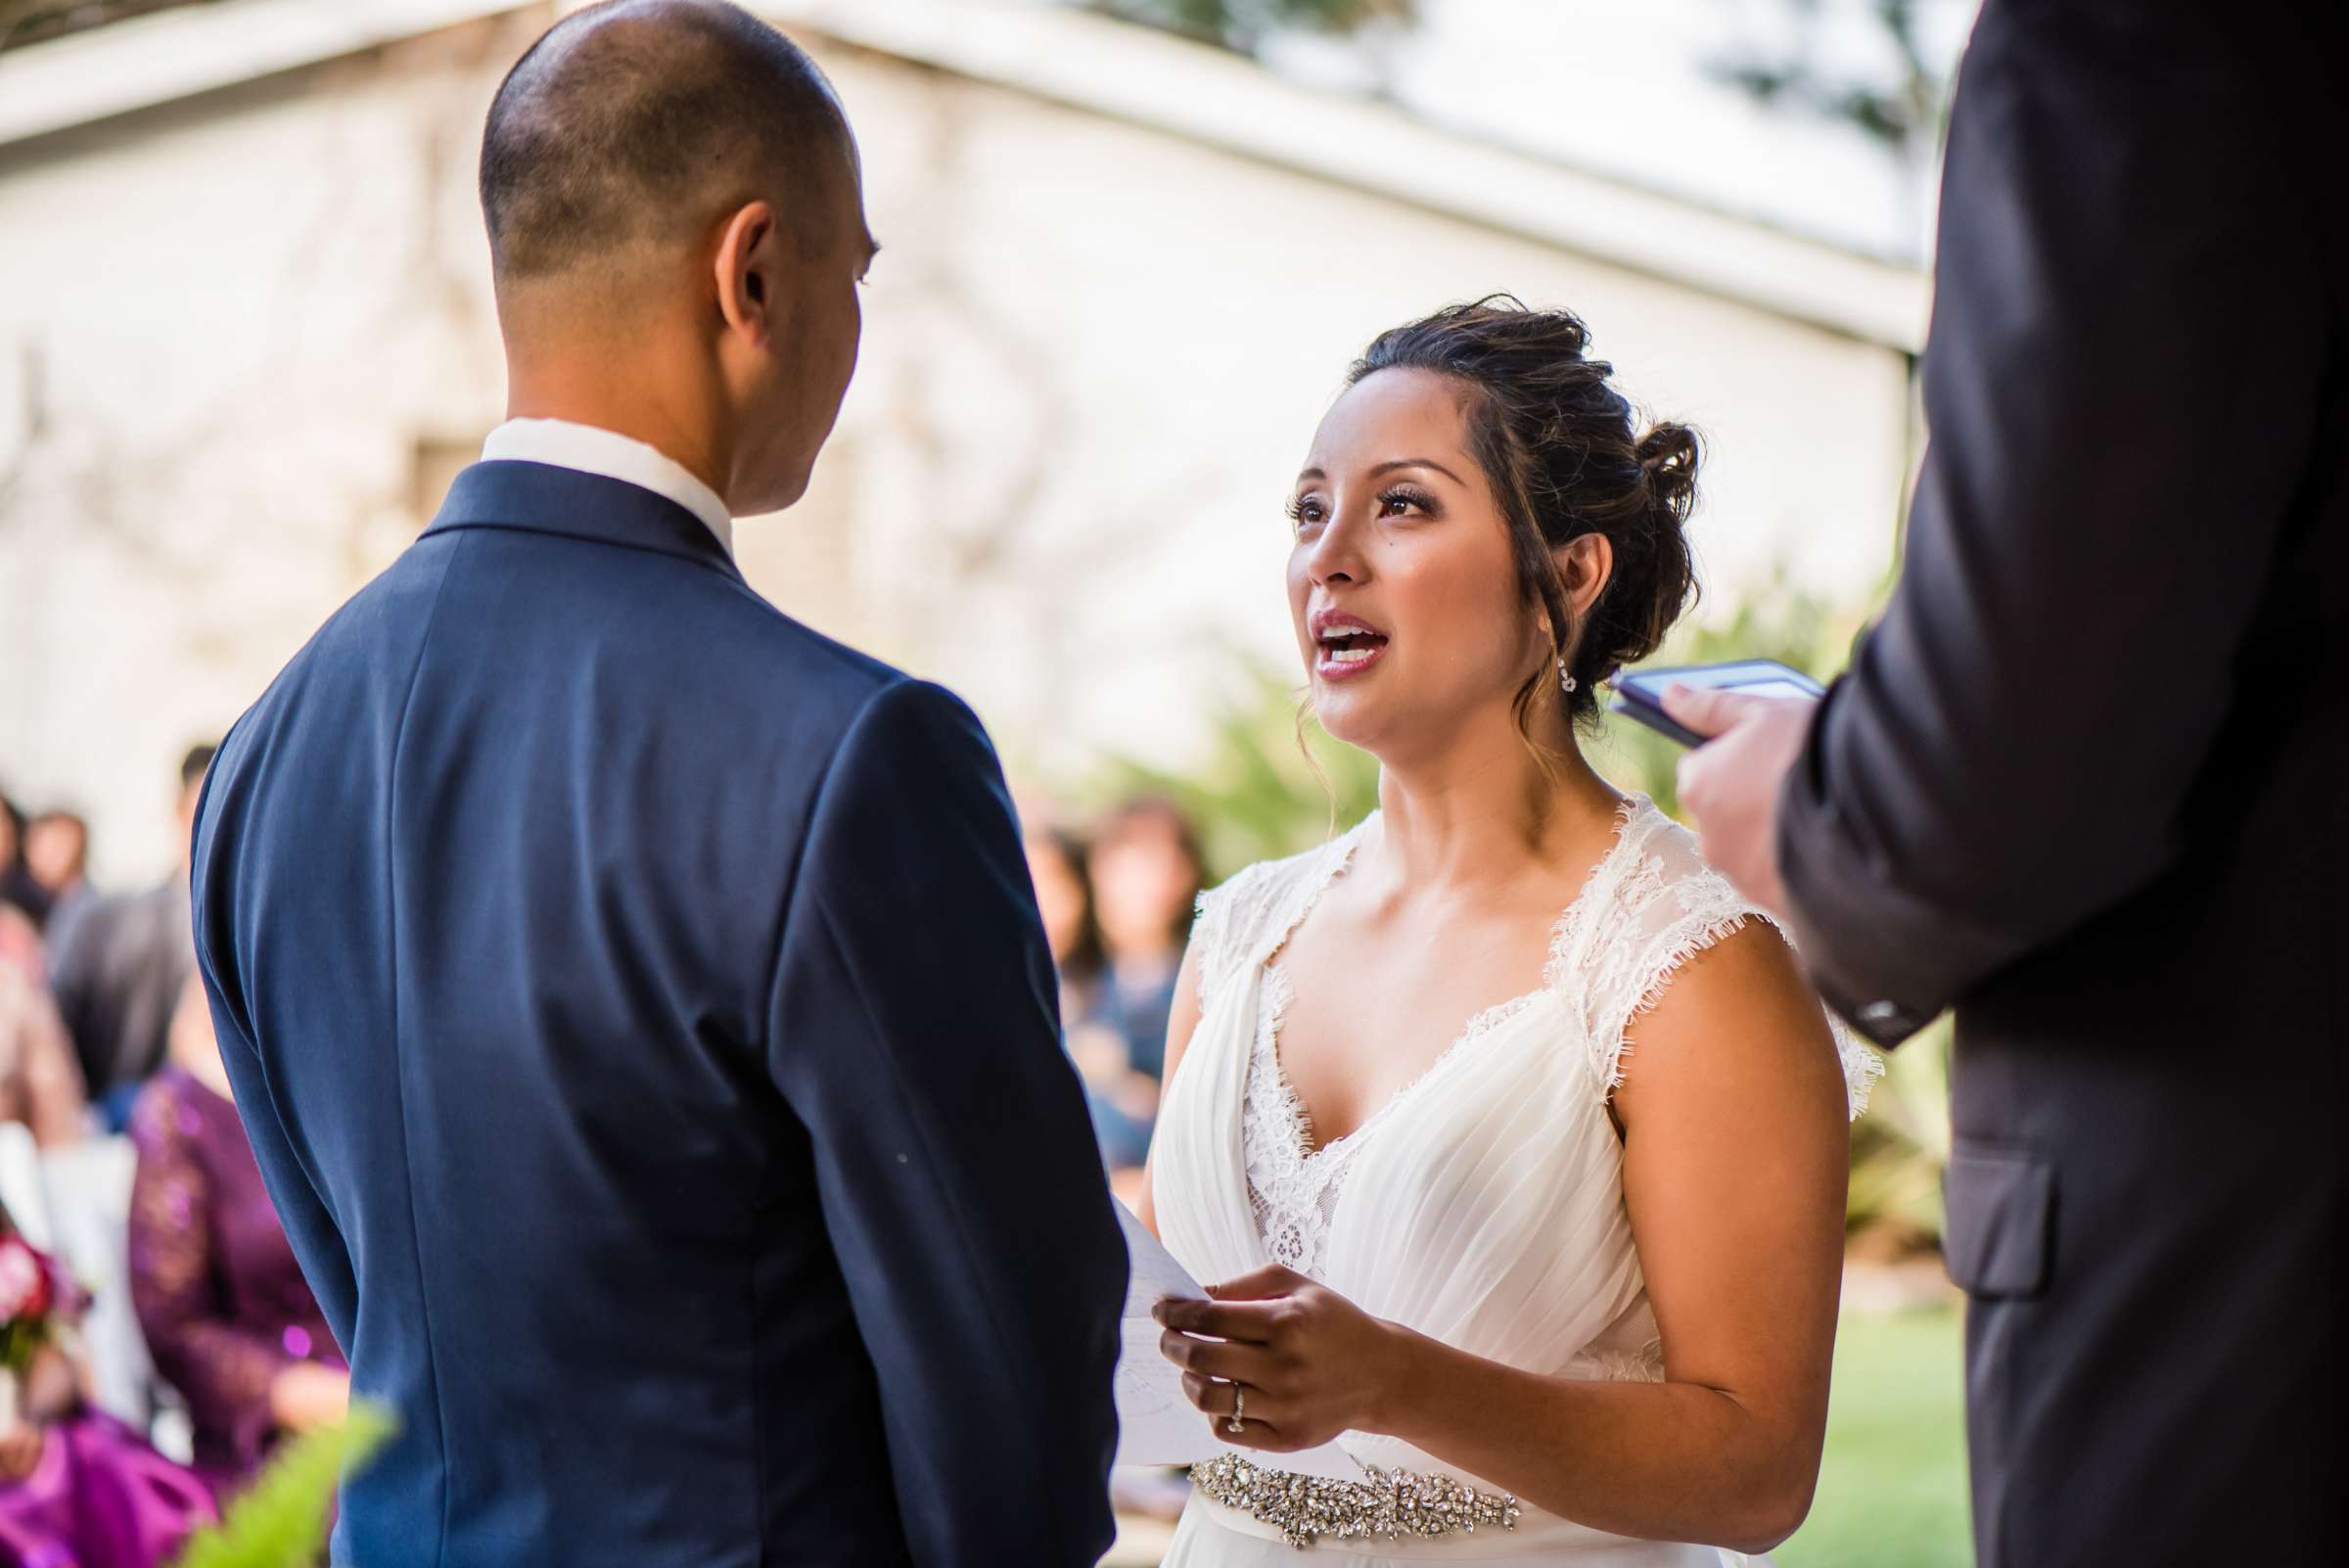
left=1257, top=794, right=1646, bottom=1164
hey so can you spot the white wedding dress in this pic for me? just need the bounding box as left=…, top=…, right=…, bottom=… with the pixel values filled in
left=1151, top=796, right=1875, bottom=1565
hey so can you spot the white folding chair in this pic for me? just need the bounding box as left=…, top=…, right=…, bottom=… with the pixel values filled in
left=39, top=1135, right=158, bottom=1427
left=0, top=1121, right=53, bottom=1248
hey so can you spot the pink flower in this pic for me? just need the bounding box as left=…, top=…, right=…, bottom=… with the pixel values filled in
left=0, top=1237, right=51, bottom=1323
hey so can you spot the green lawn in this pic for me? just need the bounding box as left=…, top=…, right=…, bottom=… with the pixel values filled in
left=1779, top=1307, right=1972, bottom=1568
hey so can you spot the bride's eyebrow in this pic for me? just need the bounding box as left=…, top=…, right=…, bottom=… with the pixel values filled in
left=1294, top=461, right=1463, bottom=485
left=1370, top=458, right=1464, bottom=484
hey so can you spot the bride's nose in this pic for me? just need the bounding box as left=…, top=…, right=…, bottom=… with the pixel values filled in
left=1306, top=509, right=1369, bottom=587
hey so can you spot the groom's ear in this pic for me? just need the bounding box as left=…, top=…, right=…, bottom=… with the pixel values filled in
left=713, top=201, right=781, bottom=345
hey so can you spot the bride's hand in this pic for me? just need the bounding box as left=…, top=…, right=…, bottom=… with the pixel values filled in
left=1154, top=1264, right=1406, bottom=1452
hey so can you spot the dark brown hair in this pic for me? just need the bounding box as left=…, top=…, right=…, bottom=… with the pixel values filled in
left=1348, top=297, right=1700, bottom=741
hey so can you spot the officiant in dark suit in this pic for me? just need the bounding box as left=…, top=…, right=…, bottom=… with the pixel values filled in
left=1667, top=0, right=2343, bottom=1563
left=189, top=5, right=1125, bottom=1564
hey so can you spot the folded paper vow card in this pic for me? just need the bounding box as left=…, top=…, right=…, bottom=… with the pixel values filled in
left=1112, top=1202, right=1362, bottom=1482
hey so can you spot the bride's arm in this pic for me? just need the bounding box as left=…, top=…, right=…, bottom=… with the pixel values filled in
left=1131, top=938, right=1207, bottom=1240
left=1156, top=921, right=1847, bottom=1554
left=1419, top=920, right=1850, bottom=1547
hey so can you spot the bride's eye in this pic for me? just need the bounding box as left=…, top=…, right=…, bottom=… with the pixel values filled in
left=1377, top=485, right=1437, bottom=519
left=1286, top=495, right=1328, bottom=530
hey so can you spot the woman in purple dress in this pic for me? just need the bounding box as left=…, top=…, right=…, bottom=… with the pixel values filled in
left=0, top=1207, right=214, bottom=1568
left=127, top=974, right=346, bottom=1499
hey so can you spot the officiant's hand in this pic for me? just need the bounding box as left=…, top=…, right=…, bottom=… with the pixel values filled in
left=1663, top=684, right=1819, bottom=920
left=1154, top=1264, right=1404, bottom=1451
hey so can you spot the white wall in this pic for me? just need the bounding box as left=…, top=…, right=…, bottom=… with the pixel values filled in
left=0, top=12, right=1911, bottom=883
left=790, top=47, right=1913, bottom=786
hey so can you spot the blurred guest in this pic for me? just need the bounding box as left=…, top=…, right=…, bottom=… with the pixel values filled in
left=0, top=1199, right=216, bottom=1566
left=24, top=811, right=91, bottom=922
left=130, top=973, right=346, bottom=1499
left=0, top=903, right=91, bottom=1148
left=0, top=904, right=35, bottom=978
left=51, top=746, right=212, bottom=1127
left=1023, top=824, right=1105, bottom=1025
left=1026, top=825, right=1153, bottom=1192
left=0, top=794, right=50, bottom=930
left=1074, top=798, right=1204, bottom=1179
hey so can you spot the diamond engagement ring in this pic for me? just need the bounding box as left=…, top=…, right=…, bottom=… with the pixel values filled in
left=1226, top=1383, right=1246, bottom=1434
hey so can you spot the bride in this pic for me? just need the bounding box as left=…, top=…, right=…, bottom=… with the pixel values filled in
left=1138, top=299, right=1875, bottom=1565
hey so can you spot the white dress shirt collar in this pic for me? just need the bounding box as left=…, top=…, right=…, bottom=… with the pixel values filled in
left=481, top=417, right=734, bottom=558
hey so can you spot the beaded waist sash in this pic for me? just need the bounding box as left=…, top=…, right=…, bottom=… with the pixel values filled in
left=1191, top=1453, right=1522, bottom=1550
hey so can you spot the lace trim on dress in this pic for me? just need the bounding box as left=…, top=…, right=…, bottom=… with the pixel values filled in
left=1827, top=1017, right=1882, bottom=1118
left=1577, top=1337, right=1668, bottom=1384
left=1237, top=823, right=1382, bottom=1280
left=1255, top=827, right=1369, bottom=973
left=1630, top=855, right=1885, bottom=1119
left=1193, top=825, right=1368, bottom=1011
left=1600, top=850, right=1762, bottom=1096
left=1229, top=795, right=1879, bottom=1284
left=1290, top=797, right=1644, bottom=1144
left=1192, top=863, right=1267, bottom=1007
left=1556, top=805, right=1882, bottom=1118
left=1239, top=801, right=1646, bottom=1278
left=1538, top=797, right=1646, bottom=995
left=1242, top=966, right=1351, bottom=1278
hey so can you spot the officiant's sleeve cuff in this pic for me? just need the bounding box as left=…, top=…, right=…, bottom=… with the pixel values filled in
left=1773, top=735, right=2018, bottom=1049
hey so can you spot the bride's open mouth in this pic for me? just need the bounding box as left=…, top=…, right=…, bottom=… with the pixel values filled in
left=1311, top=609, right=1390, bottom=679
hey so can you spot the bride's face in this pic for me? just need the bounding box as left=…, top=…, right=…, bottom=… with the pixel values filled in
left=1286, top=368, right=1547, bottom=761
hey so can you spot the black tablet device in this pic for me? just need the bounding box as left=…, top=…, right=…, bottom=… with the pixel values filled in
left=1609, top=659, right=1825, bottom=748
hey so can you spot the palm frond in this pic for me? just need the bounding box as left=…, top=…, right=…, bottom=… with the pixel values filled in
left=173, top=1404, right=395, bottom=1568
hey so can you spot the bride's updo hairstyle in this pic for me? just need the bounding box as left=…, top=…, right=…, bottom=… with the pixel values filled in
left=1348, top=297, right=1700, bottom=740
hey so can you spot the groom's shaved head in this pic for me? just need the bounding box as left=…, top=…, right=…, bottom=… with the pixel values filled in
left=480, top=0, right=850, bottom=285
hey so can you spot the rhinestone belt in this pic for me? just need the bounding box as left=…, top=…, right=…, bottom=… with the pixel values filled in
left=1191, top=1453, right=1522, bottom=1549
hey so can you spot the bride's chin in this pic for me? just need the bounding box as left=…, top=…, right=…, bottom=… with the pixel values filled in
left=1311, top=690, right=1391, bottom=753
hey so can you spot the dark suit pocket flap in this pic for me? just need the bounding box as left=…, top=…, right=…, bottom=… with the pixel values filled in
left=1942, top=1146, right=2053, bottom=1299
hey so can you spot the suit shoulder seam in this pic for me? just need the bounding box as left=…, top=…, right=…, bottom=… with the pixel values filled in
left=383, top=528, right=468, bottom=1567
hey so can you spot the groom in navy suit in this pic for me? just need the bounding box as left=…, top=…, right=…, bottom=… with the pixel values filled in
left=188, top=4, right=1126, bottom=1564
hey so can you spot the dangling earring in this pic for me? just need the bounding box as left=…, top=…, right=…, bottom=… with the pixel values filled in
left=1557, top=656, right=1577, bottom=696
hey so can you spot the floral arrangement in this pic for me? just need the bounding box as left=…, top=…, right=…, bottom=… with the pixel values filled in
left=0, top=1230, right=80, bottom=1435
left=0, top=1233, right=72, bottom=1377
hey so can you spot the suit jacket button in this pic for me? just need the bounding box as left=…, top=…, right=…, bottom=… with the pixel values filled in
left=1860, top=1000, right=1904, bottom=1026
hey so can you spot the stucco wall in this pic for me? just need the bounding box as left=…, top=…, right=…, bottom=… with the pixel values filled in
left=0, top=11, right=1912, bottom=882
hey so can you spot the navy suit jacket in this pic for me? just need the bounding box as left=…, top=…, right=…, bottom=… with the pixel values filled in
left=190, top=461, right=1127, bottom=1567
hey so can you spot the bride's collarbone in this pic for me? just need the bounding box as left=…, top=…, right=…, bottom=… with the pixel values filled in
left=1268, top=899, right=1569, bottom=1146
